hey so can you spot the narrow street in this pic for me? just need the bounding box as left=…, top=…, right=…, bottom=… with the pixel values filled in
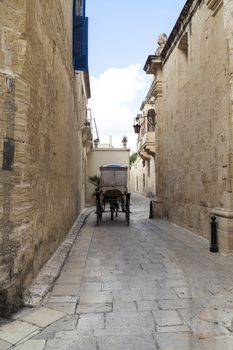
left=1, top=193, right=233, bottom=349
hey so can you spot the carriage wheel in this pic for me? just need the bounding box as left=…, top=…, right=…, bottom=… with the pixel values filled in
left=125, top=193, right=131, bottom=226
left=110, top=203, right=114, bottom=221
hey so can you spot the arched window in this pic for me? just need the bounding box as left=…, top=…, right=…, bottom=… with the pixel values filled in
left=147, top=109, right=155, bottom=131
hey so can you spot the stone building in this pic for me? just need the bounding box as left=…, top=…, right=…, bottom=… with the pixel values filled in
left=142, top=0, right=233, bottom=252
left=0, top=0, right=91, bottom=315
left=131, top=91, right=156, bottom=198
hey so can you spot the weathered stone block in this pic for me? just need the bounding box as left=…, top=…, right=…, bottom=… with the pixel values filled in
left=0, top=0, right=89, bottom=315
left=140, top=0, right=233, bottom=253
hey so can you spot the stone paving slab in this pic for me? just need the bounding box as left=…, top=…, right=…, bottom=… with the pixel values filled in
left=14, top=339, right=46, bottom=350
left=61, top=266, right=84, bottom=274
left=142, top=287, right=178, bottom=300
left=157, top=298, right=205, bottom=310
left=200, top=304, right=233, bottom=327
left=156, top=325, right=190, bottom=333
left=32, top=315, right=79, bottom=339
left=145, top=271, right=169, bottom=280
left=45, top=336, right=97, bottom=350
left=137, top=300, right=159, bottom=311
left=83, top=272, right=102, bottom=279
left=152, top=310, right=183, bottom=326
left=174, top=286, right=210, bottom=299
left=156, top=332, right=202, bottom=350
left=95, top=311, right=156, bottom=336
left=44, top=295, right=78, bottom=303
left=51, top=283, right=81, bottom=295
left=116, top=263, right=143, bottom=272
left=112, top=289, right=143, bottom=303
left=45, top=302, right=76, bottom=314
left=157, top=278, right=189, bottom=288
left=0, top=320, right=38, bottom=344
left=190, top=318, right=230, bottom=338
left=2, top=194, right=233, bottom=349
left=96, top=335, right=158, bottom=350
left=200, top=335, right=233, bottom=350
left=80, top=282, right=102, bottom=291
left=33, top=331, right=55, bottom=340
left=95, top=265, right=118, bottom=273
left=19, top=307, right=65, bottom=328
left=56, top=274, right=83, bottom=284
left=76, top=302, right=112, bottom=314
left=79, top=291, right=113, bottom=304
left=178, top=306, right=204, bottom=323
left=141, top=263, right=166, bottom=272
left=82, top=276, right=101, bottom=283
left=113, top=301, right=137, bottom=312
left=76, top=313, right=105, bottom=334
left=0, top=338, right=11, bottom=350
left=101, top=281, right=128, bottom=291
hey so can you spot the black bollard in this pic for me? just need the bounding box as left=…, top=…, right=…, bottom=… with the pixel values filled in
left=149, top=200, right=154, bottom=219
left=210, top=216, right=219, bottom=253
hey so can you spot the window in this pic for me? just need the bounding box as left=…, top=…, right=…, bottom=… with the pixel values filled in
left=147, top=160, right=150, bottom=177
left=178, top=32, right=188, bottom=87
left=147, top=109, right=155, bottom=132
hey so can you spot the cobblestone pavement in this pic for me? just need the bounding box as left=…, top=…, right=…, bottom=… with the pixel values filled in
left=1, top=193, right=233, bottom=349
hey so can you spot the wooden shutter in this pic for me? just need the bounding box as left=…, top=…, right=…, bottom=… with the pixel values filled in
left=73, top=15, right=88, bottom=71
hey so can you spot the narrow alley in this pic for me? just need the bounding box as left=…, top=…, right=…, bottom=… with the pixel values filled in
left=1, top=194, right=233, bottom=349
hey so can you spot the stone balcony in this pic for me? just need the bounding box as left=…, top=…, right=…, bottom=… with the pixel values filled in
left=139, top=131, right=155, bottom=157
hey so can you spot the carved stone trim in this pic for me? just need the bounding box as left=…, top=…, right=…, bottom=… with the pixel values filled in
left=152, top=81, right=163, bottom=99
left=144, top=55, right=162, bottom=75
left=145, top=145, right=155, bottom=157
left=211, top=207, right=233, bottom=218
left=139, top=150, right=151, bottom=161
left=207, top=0, right=223, bottom=15
left=178, top=32, right=188, bottom=51
left=82, top=125, right=92, bottom=145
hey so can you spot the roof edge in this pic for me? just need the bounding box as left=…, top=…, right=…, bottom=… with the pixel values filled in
left=161, top=0, right=203, bottom=62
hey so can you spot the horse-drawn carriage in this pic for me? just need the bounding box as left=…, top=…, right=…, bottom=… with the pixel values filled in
left=95, top=164, right=130, bottom=226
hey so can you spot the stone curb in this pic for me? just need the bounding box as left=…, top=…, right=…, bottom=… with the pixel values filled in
left=22, top=207, right=94, bottom=307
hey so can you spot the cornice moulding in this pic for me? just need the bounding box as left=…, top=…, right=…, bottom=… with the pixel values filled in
left=211, top=207, right=233, bottom=218
left=144, top=55, right=162, bottom=75
left=161, top=0, right=203, bottom=63
left=152, top=81, right=163, bottom=98
left=207, top=0, right=223, bottom=14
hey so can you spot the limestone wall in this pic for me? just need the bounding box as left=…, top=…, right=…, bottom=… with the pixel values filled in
left=0, top=0, right=87, bottom=315
left=158, top=1, right=231, bottom=242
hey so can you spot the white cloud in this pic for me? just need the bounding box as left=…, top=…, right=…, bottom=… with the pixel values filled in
left=89, top=64, right=148, bottom=151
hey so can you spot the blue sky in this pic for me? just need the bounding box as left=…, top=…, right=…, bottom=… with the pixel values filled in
left=86, top=0, right=186, bottom=149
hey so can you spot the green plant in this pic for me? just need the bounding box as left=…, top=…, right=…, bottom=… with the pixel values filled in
left=88, top=175, right=100, bottom=188
left=129, top=152, right=138, bottom=166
